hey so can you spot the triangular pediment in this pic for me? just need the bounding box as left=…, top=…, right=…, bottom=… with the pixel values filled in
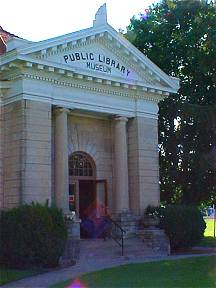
left=1, top=17, right=179, bottom=93
left=33, top=40, right=155, bottom=84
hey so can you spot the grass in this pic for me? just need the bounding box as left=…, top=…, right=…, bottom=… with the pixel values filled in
left=0, top=267, right=41, bottom=285
left=199, top=236, right=216, bottom=247
left=197, top=218, right=216, bottom=247
left=204, top=218, right=216, bottom=237
left=51, top=256, right=216, bottom=288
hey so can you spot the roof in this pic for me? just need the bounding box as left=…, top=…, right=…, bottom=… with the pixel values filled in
left=0, top=5, right=180, bottom=96
left=0, top=26, right=19, bottom=55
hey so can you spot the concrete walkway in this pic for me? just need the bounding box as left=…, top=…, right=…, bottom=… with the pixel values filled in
left=2, top=252, right=216, bottom=288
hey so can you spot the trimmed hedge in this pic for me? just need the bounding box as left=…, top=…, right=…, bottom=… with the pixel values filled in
left=158, top=205, right=206, bottom=250
left=0, top=203, right=67, bottom=268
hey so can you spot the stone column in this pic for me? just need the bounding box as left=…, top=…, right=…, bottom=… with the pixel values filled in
left=114, top=116, right=129, bottom=212
left=55, top=108, right=69, bottom=213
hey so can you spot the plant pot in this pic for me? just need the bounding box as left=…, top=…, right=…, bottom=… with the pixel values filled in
left=142, top=216, right=160, bottom=228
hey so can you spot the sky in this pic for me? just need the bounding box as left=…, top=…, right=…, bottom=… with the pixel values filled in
left=1, top=0, right=157, bottom=42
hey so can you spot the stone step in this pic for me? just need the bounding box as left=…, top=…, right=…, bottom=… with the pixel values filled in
left=78, top=237, right=166, bottom=262
left=61, top=227, right=170, bottom=266
left=79, top=238, right=144, bottom=251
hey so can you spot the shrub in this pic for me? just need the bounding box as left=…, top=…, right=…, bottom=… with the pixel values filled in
left=0, top=203, right=67, bottom=268
left=144, top=205, right=158, bottom=217
left=158, top=205, right=206, bottom=251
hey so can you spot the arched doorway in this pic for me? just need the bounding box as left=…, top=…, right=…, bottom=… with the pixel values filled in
left=68, top=152, right=108, bottom=238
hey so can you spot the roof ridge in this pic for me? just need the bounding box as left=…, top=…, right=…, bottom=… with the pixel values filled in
left=0, top=25, right=20, bottom=39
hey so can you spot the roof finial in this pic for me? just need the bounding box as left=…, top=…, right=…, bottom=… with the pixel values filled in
left=93, top=3, right=107, bottom=27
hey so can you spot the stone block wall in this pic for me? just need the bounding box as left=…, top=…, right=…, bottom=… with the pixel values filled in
left=1, top=99, right=52, bottom=209
left=21, top=100, right=52, bottom=205
left=2, top=101, right=23, bottom=208
left=128, top=116, right=160, bottom=214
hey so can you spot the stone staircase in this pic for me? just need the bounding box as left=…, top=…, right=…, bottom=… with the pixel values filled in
left=60, top=217, right=170, bottom=267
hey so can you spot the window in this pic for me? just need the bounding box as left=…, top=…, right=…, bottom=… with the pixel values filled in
left=69, top=152, right=94, bottom=177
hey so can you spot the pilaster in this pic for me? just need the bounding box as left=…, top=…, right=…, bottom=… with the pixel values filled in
left=128, top=116, right=160, bottom=214
left=21, top=100, right=52, bottom=205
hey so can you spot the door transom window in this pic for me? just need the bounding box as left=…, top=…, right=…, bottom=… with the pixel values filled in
left=69, top=152, right=95, bottom=177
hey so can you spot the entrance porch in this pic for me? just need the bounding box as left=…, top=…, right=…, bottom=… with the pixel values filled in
left=68, top=151, right=108, bottom=238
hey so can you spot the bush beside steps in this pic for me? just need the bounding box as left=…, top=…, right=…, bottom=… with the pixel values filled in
left=158, top=205, right=206, bottom=251
left=0, top=203, right=68, bottom=269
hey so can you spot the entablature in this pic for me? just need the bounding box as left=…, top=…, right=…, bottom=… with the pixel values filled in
left=0, top=58, right=172, bottom=101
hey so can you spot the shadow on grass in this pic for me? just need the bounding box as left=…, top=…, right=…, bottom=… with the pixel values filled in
left=199, top=236, right=216, bottom=247
left=0, top=267, right=44, bottom=286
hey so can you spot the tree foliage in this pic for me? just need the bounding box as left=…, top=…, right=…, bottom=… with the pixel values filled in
left=127, top=0, right=216, bottom=205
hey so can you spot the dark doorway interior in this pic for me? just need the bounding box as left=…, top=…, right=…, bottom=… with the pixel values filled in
left=79, top=180, right=95, bottom=238
left=79, top=180, right=109, bottom=239
left=79, top=180, right=95, bottom=220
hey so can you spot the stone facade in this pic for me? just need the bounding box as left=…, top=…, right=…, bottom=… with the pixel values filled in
left=0, top=100, right=52, bottom=209
left=0, top=103, right=160, bottom=214
left=0, top=5, right=179, bottom=234
left=3, top=101, right=23, bottom=208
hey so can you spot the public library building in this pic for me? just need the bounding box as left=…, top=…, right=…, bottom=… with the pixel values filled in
left=0, top=5, right=179, bottom=236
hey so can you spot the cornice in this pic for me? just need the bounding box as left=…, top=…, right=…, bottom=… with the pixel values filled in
left=2, top=68, right=163, bottom=103
left=0, top=58, right=173, bottom=99
left=0, top=81, right=11, bottom=89
left=23, top=71, right=165, bottom=103
left=36, top=37, right=102, bottom=59
left=0, top=50, right=18, bottom=64
left=17, top=25, right=109, bottom=55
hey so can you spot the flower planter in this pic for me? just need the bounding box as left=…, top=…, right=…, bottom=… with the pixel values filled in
left=142, top=216, right=160, bottom=228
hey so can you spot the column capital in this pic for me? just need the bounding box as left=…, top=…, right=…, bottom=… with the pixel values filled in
left=53, top=107, right=70, bottom=115
left=113, top=115, right=128, bottom=122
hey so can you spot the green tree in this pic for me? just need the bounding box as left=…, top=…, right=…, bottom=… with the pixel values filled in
left=127, top=0, right=216, bottom=205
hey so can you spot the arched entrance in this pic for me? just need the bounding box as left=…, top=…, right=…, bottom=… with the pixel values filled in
left=68, top=152, right=108, bottom=238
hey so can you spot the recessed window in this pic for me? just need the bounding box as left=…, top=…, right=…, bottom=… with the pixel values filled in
left=69, top=152, right=94, bottom=177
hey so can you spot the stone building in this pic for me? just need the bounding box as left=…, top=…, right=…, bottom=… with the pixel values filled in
left=0, top=5, right=179, bottom=236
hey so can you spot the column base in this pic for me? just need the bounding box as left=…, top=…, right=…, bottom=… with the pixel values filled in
left=59, top=218, right=81, bottom=267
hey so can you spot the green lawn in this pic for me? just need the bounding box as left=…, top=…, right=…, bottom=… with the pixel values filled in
left=199, top=236, right=216, bottom=247
left=51, top=256, right=216, bottom=288
left=198, top=219, right=216, bottom=247
left=0, top=267, right=41, bottom=285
